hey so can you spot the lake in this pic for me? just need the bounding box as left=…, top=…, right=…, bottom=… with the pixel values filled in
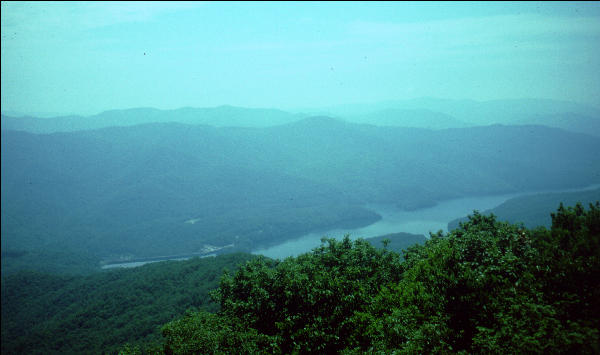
left=103, top=184, right=599, bottom=268
left=252, top=184, right=600, bottom=260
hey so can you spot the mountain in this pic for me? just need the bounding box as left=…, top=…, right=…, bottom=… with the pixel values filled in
left=1, top=253, right=255, bottom=354
left=2, top=117, right=600, bottom=274
left=5, top=98, right=600, bottom=135
left=0, top=105, right=306, bottom=133
left=342, top=108, right=468, bottom=129
left=319, top=98, right=600, bottom=136
left=521, top=112, right=600, bottom=136
left=3, top=204, right=599, bottom=354
left=0, top=123, right=379, bottom=274
left=4, top=98, right=599, bottom=136
left=448, top=188, right=600, bottom=230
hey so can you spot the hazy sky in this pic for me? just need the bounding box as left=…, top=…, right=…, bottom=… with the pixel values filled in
left=2, top=1, right=600, bottom=116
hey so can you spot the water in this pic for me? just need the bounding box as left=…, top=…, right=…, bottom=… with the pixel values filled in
left=252, top=184, right=600, bottom=260
left=101, top=254, right=215, bottom=270
left=103, top=184, right=599, bottom=268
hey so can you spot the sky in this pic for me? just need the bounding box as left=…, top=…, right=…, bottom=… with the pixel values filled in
left=2, top=1, right=600, bottom=116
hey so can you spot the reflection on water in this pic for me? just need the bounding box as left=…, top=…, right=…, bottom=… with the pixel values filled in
left=101, top=255, right=215, bottom=270
left=252, top=194, right=516, bottom=260
left=253, top=184, right=600, bottom=260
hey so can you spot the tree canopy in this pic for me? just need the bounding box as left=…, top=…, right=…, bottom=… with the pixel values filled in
left=156, top=202, right=600, bottom=354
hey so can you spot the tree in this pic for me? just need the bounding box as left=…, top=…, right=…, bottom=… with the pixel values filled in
left=155, top=203, right=600, bottom=354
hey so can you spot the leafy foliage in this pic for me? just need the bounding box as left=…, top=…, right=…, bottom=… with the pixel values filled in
left=1, top=253, right=255, bottom=354
left=448, top=188, right=600, bottom=230
left=364, top=232, right=427, bottom=255
left=215, top=237, right=404, bottom=354
left=3, top=203, right=599, bottom=354
left=159, top=203, right=599, bottom=354
left=161, top=311, right=276, bottom=355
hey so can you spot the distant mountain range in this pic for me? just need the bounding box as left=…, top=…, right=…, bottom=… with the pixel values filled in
left=311, top=98, right=600, bottom=135
left=344, top=108, right=469, bottom=129
left=2, top=114, right=600, bottom=275
left=0, top=106, right=306, bottom=133
left=3, top=98, right=600, bottom=135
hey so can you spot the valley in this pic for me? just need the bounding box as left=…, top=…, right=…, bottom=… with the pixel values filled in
left=3, top=116, right=600, bottom=275
left=3, top=2, right=600, bottom=353
left=4, top=112, right=599, bottom=275
left=254, top=184, right=600, bottom=259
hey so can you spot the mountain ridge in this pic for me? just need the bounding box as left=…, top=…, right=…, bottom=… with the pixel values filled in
left=3, top=119, right=599, bottom=275
left=3, top=97, right=600, bottom=135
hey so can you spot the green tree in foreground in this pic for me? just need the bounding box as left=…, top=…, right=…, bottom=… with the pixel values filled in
left=158, top=203, right=599, bottom=354
left=162, top=237, right=404, bottom=354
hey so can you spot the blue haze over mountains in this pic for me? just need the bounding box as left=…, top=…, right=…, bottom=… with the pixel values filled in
left=2, top=98, right=600, bottom=274
left=2, top=97, right=600, bottom=136
left=3, top=3, right=600, bottom=353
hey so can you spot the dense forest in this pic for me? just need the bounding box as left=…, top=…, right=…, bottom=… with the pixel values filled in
left=154, top=203, right=600, bottom=354
left=1, top=253, right=256, bottom=354
left=3, top=203, right=598, bottom=354
left=4, top=2, right=600, bottom=354
left=3, top=116, right=600, bottom=276
left=449, top=188, right=600, bottom=230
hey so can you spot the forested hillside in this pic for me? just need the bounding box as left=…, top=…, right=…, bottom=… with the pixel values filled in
left=3, top=2, right=600, bottom=354
left=448, top=188, right=600, bottom=230
left=2, top=203, right=598, bottom=354
left=1, top=253, right=255, bottom=354
left=3, top=119, right=600, bottom=275
left=152, top=203, right=600, bottom=354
